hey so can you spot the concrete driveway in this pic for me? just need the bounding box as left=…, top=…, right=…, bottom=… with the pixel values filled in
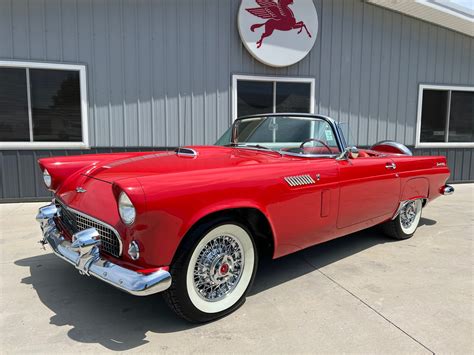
left=1, top=184, right=473, bottom=354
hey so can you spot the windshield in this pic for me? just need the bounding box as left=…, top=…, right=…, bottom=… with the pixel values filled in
left=221, top=115, right=341, bottom=156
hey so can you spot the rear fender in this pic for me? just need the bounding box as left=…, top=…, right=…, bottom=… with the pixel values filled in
left=401, top=177, right=429, bottom=201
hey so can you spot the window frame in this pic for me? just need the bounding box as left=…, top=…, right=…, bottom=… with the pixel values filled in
left=416, top=84, right=474, bottom=148
left=232, top=74, right=315, bottom=122
left=0, top=60, right=89, bottom=149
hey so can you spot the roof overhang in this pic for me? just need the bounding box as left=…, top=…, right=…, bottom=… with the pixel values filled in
left=367, top=0, right=474, bottom=37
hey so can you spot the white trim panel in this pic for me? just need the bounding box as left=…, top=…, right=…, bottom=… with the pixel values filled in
left=232, top=74, right=315, bottom=122
left=415, top=84, right=474, bottom=148
left=367, top=0, right=474, bottom=37
left=0, top=60, right=89, bottom=150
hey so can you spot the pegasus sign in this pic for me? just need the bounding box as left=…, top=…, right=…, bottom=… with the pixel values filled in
left=238, top=0, right=318, bottom=67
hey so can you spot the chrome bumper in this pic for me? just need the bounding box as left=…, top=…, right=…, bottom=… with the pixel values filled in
left=441, top=185, right=455, bottom=195
left=36, top=203, right=171, bottom=296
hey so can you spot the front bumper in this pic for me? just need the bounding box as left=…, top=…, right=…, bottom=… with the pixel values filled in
left=36, top=203, right=171, bottom=296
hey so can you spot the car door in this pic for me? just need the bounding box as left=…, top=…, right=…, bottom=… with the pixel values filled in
left=337, top=156, right=400, bottom=229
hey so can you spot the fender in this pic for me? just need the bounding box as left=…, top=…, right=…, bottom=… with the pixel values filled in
left=400, top=177, right=430, bottom=201
left=177, top=199, right=276, bottom=242
left=39, top=152, right=152, bottom=192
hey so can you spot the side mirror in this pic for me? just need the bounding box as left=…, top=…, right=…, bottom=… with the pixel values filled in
left=337, top=146, right=359, bottom=160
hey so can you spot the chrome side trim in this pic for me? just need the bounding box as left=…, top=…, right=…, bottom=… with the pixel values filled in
left=284, top=175, right=316, bottom=187
left=55, top=198, right=123, bottom=257
left=175, top=147, right=198, bottom=157
left=392, top=201, right=410, bottom=220
left=441, top=185, right=454, bottom=195
left=36, top=204, right=172, bottom=296
left=392, top=198, right=427, bottom=220
left=370, top=140, right=413, bottom=156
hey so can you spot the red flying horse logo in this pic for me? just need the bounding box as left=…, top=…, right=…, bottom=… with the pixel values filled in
left=246, top=0, right=312, bottom=48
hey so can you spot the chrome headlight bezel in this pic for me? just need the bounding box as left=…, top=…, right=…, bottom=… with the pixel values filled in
left=118, top=191, right=136, bottom=225
left=43, top=169, right=52, bottom=188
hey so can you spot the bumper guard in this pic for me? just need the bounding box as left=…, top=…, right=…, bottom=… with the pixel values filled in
left=36, top=203, right=171, bottom=296
left=441, top=185, right=455, bottom=195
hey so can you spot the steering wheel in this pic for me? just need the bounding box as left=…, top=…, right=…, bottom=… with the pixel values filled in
left=300, top=138, right=333, bottom=154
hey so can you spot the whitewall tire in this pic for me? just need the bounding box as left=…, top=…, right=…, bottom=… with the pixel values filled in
left=383, top=199, right=423, bottom=240
left=163, top=218, right=258, bottom=322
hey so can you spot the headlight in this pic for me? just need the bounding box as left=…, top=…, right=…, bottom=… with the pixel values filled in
left=118, top=192, right=136, bottom=225
left=43, top=169, right=52, bottom=188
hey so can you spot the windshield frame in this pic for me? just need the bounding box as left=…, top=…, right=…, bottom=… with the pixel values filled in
left=230, top=113, right=347, bottom=158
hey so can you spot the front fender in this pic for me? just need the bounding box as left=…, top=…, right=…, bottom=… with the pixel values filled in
left=134, top=171, right=279, bottom=267
left=178, top=199, right=274, bottom=241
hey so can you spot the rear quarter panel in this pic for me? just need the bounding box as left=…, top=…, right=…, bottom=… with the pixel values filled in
left=390, top=155, right=450, bottom=202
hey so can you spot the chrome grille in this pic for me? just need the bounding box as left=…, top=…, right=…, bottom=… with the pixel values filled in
left=284, top=175, right=316, bottom=187
left=55, top=199, right=122, bottom=258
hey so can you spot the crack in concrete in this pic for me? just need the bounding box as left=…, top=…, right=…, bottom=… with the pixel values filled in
left=303, top=257, right=435, bottom=354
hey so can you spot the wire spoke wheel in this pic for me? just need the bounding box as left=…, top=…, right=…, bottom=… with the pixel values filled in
left=184, top=223, right=256, bottom=315
left=399, top=199, right=422, bottom=235
left=193, top=234, right=244, bottom=302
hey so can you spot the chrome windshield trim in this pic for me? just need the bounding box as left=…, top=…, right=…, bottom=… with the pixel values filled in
left=231, top=113, right=346, bottom=155
left=228, top=145, right=337, bottom=159
left=278, top=151, right=338, bottom=159
left=226, top=144, right=283, bottom=156
left=55, top=197, right=123, bottom=257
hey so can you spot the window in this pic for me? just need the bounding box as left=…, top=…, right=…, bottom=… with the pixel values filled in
left=0, top=61, right=88, bottom=149
left=232, top=75, right=315, bottom=120
left=416, top=85, right=474, bottom=148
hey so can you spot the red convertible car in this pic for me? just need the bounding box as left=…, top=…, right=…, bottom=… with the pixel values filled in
left=36, top=113, right=453, bottom=322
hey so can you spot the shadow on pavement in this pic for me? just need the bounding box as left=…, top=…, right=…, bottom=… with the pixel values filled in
left=15, top=227, right=395, bottom=351
left=419, top=217, right=437, bottom=226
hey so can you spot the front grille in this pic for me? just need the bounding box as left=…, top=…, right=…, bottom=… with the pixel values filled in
left=55, top=199, right=122, bottom=258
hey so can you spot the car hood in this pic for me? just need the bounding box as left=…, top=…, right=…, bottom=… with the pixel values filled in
left=82, top=146, right=287, bottom=183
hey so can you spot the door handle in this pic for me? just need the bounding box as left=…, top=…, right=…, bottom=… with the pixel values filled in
left=385, top=162, right=396, bottom=170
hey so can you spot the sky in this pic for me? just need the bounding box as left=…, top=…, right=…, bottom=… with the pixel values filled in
left=450, top=0, right=474, bottom=10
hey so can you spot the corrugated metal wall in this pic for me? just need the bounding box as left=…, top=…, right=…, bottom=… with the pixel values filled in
left=1, top=146, right=471, bottom=201
left=0, top=147, right=174, bottom=201
left=0, top=0, right=473, bottom=201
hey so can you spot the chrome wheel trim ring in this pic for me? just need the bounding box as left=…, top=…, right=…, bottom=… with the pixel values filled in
left=400, top=199, right=422, bottom=235
left=185, top=224, right=255, bottom=314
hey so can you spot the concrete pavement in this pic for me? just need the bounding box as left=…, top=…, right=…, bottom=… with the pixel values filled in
left=0, top=184, right=473, bottom=354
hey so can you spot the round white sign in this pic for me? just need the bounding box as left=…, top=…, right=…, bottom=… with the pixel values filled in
left=238, top=0, right=318, bottom=67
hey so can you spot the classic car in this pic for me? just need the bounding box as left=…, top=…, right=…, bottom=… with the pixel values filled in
left=36, top=113, right=454, bottom=322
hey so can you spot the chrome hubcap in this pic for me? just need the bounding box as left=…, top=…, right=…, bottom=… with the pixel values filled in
left=193, top=235, right=244, bottom=301
left=400, top=201, right=418, bottom=229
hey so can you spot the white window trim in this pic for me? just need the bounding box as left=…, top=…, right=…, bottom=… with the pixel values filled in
left=416, top=84, right=474, bottom=148
left=232, top=74, right=315, bottom=122
left=0, top=60, right=89, bottom=150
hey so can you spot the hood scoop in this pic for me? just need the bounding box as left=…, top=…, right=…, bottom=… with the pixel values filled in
left=175, top=147, right=198, bottom=158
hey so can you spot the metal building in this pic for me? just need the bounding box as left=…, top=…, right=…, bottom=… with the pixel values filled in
left=0, top=0, right=473, bottom=202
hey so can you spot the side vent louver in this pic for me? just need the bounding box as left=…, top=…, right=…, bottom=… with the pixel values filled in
left=284, top=175, right=316, bottom=187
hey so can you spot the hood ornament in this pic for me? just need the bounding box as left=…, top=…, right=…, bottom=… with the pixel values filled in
left=76, top=187, right=87, bottom=193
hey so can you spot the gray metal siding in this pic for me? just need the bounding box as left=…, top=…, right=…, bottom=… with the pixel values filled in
left=0, top=147, right=175, bottom=201
left=0, top=147, right=471, bottom=202
left=0, top=0, right=473, bottom=201
left=0, top=0, right=471, bottom=147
